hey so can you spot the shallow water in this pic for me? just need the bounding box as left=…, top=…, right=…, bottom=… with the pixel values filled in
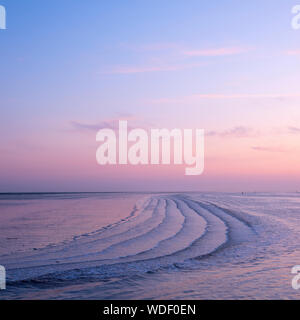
left=1, top=192, right=300, bottom=300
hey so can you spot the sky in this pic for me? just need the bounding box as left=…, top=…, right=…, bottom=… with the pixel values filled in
left=1, top=0, right=300, bottom=192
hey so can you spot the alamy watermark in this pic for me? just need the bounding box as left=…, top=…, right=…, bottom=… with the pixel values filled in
left=0, top=5, right=6, bottom=30
left=291, top=265, right=300, bottom=290
left=292, top=5, right=300, bottom=29
left=96, top=121, right=204, bottom=175
left=0, top=265, right=5, bottom=290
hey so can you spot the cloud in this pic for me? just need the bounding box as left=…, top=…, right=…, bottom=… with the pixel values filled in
left=183, top=47, right=249, bottom=57
left=71, top=121, right=100, bottom=131
left=286, top=50, right=300, bottom=56
left=70, top=114, right=136, bottom=132
left=102, top=44, right=250, bottom=75
left=251, top=146, right=286, bottom=153
left=121, top=42, right=181, bottom=52
left=207, top=126, right=255, bottom=138
left=102, top=62, right=204, bottom=75
left=120, top=43, right=249, bottom=56
left=104, top=65, right=179, bottom=74
left=70, top=114, right=152, bottom=133
left=288, top=126, right=300, bottom=134
left=152, top=93, right=300, bottom=104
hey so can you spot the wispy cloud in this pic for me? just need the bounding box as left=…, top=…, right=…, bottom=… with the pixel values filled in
left=286, top=50, right=300, bottom=56
left=120, top=43, right=249, bottom=57
left=71, top=121, right=103, bottom=132
left=152, top=93, right=300, bottom=104
left=70, top=114, right=152, bottom=133
left=70, top=114, right=136, bottom=132
left=103, top=65, right=179, bottom=75
left=288, top=126, right=300, bottom=134
left=102, top=62, right=204, bottom=75
left=120, top=42, right=181, bottom=52
left=207, top=126, right=256, bottom=138
left=103, top=44, right=249, bottom=74
left=251, top=146, right=286, bottom=153
left=183, top=47, right=249, bottom=57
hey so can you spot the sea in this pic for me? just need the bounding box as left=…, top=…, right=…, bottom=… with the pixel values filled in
left=0, top=192, right=300, bottom=299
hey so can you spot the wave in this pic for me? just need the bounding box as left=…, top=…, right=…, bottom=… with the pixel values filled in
left=3, top=194, right=258, bottom=287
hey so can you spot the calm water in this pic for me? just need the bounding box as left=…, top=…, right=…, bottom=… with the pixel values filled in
left=1, top=192, right=300, bottom=300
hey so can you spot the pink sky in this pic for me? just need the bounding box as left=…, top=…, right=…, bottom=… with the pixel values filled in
left=1, top=1, right=300, bottom=192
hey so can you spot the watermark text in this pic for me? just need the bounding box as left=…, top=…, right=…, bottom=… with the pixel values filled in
left=0, top=5, right=6, bottom=30
left=292, top=5, right=300, bottom=29
left=291, top=265, right=300, bottom=290
left=96, top=121, right=204, bottom=175
left=0, top=265, right=5, bottom=290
